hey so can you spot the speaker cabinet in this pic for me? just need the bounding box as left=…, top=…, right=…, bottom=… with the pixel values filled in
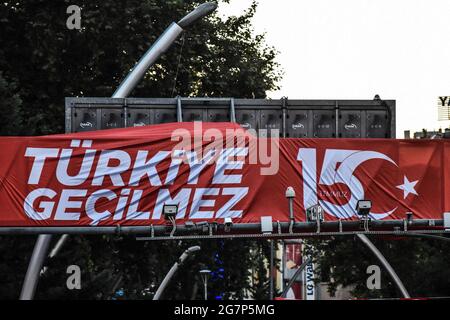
left=235, top=109, right=257, bottom=130
left=128, top=109, right=150, bottom=127
left=183, top=108, right=205, bottom=122
left=286, top=110, right=309, bottom=138
left=366, top=110, right=389, bottom=138
left=339, top=110, right=362, bottom=138
left=207, top=108, right=230, bottom=122
left=101, top=108, right=123, bottom=129
left=72, top=108, right=97, bottom=132
left=154, top=108, right=177, bottom=124
left=260, top=109, right=282, bottom=137
left=313, top=110, right=335, bottom=138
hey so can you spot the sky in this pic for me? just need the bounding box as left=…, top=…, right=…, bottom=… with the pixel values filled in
left=218, top=0, right=450, bottom=137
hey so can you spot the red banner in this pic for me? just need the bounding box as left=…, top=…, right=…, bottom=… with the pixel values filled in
left=0, top=122, right=448, bottom=227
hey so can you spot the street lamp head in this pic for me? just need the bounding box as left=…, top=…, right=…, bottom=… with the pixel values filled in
left=200, top=269, right=211, bottom=275
left=285, top=186, right=295, bottom=199
left=186, top=246, right=201, bottom=254
left=199, top=268, right=211, bottom=301
left=177, top=2, right=218, bottom=29
left=199, top=269, right=211, bottom=283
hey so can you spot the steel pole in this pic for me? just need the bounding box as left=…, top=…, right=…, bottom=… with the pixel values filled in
left=203, top=277, right=208, bottom=300
left=153, top=246, right=201, bottom=300
left=48, top=234, right=69, bottom=259
left=269, top=240, right=274, bottom=299
left=281, top=241, right=286, bottom=293
left=280, top=257, right=312, bottom=298
left=356, top=234, right=410, bottom=298
left=19, top=235, right=52, bottom=300
left=112, top=23, right=183, bottom=98
left=41, top=234, right=70, bottom=276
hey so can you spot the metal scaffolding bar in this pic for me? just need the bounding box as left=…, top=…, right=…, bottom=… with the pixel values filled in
left=4, top=219, right=443, bottom=236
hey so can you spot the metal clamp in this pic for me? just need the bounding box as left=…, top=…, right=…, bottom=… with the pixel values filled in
left=281, top=97, right=287, bottom=138
left=365, top=218, right=370, bottom=232
left=123, top=98, right=128, bottom=127
left=169, top=217, right=177, bottom=237
left=335, top=100, right=339, bottom=138
left=361, top=217, right=370, bottom=232
left=230, top=98, right=236, bottom=123
left=176, top=96, right=183, bottom=122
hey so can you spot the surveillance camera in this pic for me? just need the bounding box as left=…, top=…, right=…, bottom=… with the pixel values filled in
left=163, top=204, right=178, bottom=220
left=224, top=217, right=233, bottom=232
left=356, top=200, right=371, bottom=216
left=224, top=217, right=233, bottom=227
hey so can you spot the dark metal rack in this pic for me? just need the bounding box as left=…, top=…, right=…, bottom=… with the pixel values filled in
left=65, top=96, right=396, bottom=138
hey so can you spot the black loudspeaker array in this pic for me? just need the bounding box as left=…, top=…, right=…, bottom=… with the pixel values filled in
left=66, top=97, right=395, bottom=138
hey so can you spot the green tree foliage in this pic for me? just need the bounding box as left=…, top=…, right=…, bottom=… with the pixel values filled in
left=0, top=72, right=22, bottom=135
left=306, top=236, right=450, bottom=299
left=0, top=0, right=281, bottom=135
left=0, top=0, right=281, bottom=299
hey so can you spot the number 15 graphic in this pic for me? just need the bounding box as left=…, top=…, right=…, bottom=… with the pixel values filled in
left=297, top=148, right=397, bottom=219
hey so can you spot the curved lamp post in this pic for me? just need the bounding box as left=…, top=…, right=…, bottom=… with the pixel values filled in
left=153, top=246, right=201, bottom=300
left=20, top=2, right=217, bottom=300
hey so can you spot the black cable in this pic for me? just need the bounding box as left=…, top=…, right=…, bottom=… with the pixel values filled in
left=171, top=33, right=185, bottom=97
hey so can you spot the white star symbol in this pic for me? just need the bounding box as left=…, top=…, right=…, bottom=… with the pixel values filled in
left=396, top=176, right=419, bottom=199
